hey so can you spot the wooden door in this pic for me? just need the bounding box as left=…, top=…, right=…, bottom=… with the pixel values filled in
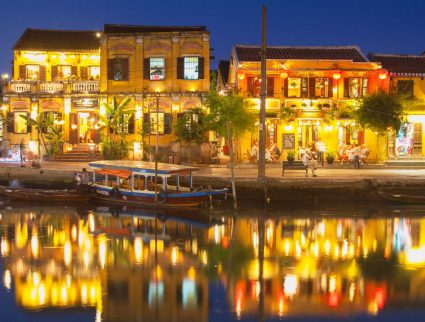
left=413, top=123, right=422, bottom=156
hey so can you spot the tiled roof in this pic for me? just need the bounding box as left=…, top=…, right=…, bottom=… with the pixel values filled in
left=14, top=28, right=100, bottom=51
left=234, top=45, right=368, bottom=62
left=369, top=53, right=425, bottom=76
left=218, top=60, right=230, bottom=84
left=104, top=24, right=207, bottom=34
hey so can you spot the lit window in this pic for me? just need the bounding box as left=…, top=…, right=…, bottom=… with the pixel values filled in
left=288, top=77, right=301, bottom=98
left=184, top=57, right=199, bottom=80
left=89, top=67, right=100, bottom=80
left=58, top=65, right=71, bottom=79
left=149, top=113, right=164, bottom=135
left=14, top=112, right=28, bottom=134
left=315, top=78, right=329, bottom=97
left=26, top=65, right=39, bottom=81
left=150, top=58, right=165, bottom=80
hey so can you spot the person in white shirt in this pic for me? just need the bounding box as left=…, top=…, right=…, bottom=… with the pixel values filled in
left=302, top=148, right=317, bottom=177
left=315, top=138, right=326, bottom=166
left=250, top=141, right=258, bottom=163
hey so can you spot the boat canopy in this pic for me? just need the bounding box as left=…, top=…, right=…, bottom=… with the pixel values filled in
left=95, top=168, right=132, bottom=179
left=89, top=160, right=200, bottom=175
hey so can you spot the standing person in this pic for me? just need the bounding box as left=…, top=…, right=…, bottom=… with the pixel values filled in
left=303, top=148, right=317, bottom=177
left=353, top=144, right=361, bottom=169
left=250, top=141, right=258, bottom=163
left=315, top=138, right=326, bottom=166
left=19, top=140, right=25, bottom=167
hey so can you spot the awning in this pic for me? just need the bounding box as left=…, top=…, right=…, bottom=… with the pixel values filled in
left=95, top=168, right=132, bottom=179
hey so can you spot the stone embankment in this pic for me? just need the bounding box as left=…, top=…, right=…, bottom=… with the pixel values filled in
left=1, top=165, right=425, bottom=203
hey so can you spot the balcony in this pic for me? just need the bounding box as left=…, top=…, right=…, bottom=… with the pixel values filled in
left=39, top=82, right=64, bottom=94
left=71, top=81, right=99, bottom=93
left=5, top=80, right=99, bottom=95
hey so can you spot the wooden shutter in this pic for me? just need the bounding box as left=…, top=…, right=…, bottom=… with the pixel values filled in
left=39, top=65, right=46, bottom=81
left=327, top=78, right=333, bottom=98
left=19, top=65, right=26, bottom=80
left=267, top=77, right=274, bottom=97
left=309, top=77, right=316, bottom=98
left=121, top=58, right=129, bottom=80
left=57, top=112, right=63, bottom=133
left=164, top=113, right=172, bottom=134
left=6, top=112, right=14, bottom=133
left=107, top=59, right=114, bottom=80
left=41, top=112, right=48, bottom=134
left=128, top=114, right=135, bottom=134
left=143, top=113, right=150, bottom=134
left=143, top=58, right=150, bottom=80
left=51, top=66, right=58, bottom=80
left=344, top=78, right=350, bottom=98
left=198, top=57, right=205, bottom=79
left=70, top=66, right=77, bottom=78
left=177, top=58, right=184, bottom=79
left=283, top=78, right=288, bottom=97
left=80, top=66, right=88, bottom=80
left=69, top=113, right=79, bottom=144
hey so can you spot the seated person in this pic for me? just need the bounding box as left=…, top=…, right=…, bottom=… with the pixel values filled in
left=360, top=144, right=370, bottom=163
left=338, top=145, right=348, bottom=164
left=270, top=145, right=281, bottom=164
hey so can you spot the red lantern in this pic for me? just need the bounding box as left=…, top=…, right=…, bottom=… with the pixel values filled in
left=237, top=70, right=246, bottom=80
left=378, top=72, right=387, bottom=80
left=280, top=72, right=288, bottom=79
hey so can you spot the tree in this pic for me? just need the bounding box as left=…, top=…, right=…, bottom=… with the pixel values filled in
left=354, top=90, right=405, bottom=161
left=173, top=107, right=206, bottom=163
left=204, top=91, right=256, bottom=209
left=96, top=97, right=133, bottom=160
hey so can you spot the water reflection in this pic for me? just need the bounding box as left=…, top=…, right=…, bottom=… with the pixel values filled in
left=0, top=202, right=425, bottom=321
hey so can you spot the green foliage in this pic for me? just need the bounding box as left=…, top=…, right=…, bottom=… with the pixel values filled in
left=326, top=151, right=336, bottom=158
left=355, top=91, right=405, bottom=133
left=203, top=91, right=256, bottom=137
left=281, top=106, right=297, bottom=121
left=101, top=137, right=129, bottom=160
left=173, top=107, right=206, bottom=145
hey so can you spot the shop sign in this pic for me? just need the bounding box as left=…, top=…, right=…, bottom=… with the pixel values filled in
left=282, top=133, right=296, bottom=149
left=72, top=98, right=98, bottom=109
left=298, top=111, right=323, bottom=119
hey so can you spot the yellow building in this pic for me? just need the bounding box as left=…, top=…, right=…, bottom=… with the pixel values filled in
left=0, top=28, right=101, bottom=159
left=1, top=24, right=210, bottom=161
left=369, top=53, right=425, bottom=158
left=224, top=45, right=390, bottom=162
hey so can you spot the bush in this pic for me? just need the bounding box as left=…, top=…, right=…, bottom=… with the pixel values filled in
left=101, top=137, right=129, bottom=160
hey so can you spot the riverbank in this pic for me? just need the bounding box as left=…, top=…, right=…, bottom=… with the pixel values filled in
left=1, top=161, right=425, bottom=203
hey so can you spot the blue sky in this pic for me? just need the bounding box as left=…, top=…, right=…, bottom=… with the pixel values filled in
left=1, top=0, right=424, bottom=74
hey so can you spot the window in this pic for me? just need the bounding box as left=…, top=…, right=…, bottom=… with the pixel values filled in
left=89, top=66, right=100, bottom=80
left=149, top=58, right=165, bottom=80
left=26, top=65, right=39, bottom=81
left=149, top=112, right=164, bottom=134
left=14, top=112, right=28, bottom=134
left=397, top=80, right=414, bottom=98
left=107, top=58, right=129, bottom=81
left=344, top=78, right=369, bottom=98
left=315, top=78, right=330, bottom=97
left=42, top=112, right=62, bottom=134
left=184, top=57, right=199, bottom=80
left=288, top=77, right=301, bottom=98
left=58, top=65, right=71, bottom=79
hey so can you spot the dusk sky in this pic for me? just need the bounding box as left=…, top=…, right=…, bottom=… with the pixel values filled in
left=1, top=0, right=425, bottom=74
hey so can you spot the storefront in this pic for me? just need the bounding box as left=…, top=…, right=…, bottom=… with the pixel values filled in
left=393, top=116, right=424, bottom=158
left=70, top=98, right=99, bottom=145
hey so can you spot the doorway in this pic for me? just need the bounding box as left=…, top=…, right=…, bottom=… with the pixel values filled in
left=298, top=120, right=320, bottom=148
left=78, top=111, right=96, bottom=143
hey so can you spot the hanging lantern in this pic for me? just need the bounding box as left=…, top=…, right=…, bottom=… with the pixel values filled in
left=333, top=72, right=341, bottom=80
left=237, top=70, right=246, bottom=80
left=280, top=72, right=288, bottom=79
left=378, top=72, right=387, bottom=80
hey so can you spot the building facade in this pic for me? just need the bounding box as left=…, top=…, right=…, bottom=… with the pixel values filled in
left=226, top=45, right=390, bottom=162
left=0, top=24, right=210, bottom=161
left=369, top=53, right=425, bottom=158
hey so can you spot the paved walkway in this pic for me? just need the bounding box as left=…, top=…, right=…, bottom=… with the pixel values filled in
left=2, top=161, right=425, bottom=180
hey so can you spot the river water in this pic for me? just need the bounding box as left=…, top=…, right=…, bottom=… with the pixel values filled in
left=0, top=200, right=425, bottom=322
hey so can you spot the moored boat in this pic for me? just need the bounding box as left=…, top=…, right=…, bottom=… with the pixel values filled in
left=378, top=190, right=425, bottom=204
left=88, top=160, right=228, bottom=207
left=0, top=185, right=92, bottom=202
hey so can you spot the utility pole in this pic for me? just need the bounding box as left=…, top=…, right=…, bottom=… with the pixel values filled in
left=258, top=5, right=267, bottom=180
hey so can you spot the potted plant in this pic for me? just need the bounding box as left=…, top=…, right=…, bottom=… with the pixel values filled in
left=326, top=151, right=336, bottom=165
left=287, top=151, right=295, bottom=163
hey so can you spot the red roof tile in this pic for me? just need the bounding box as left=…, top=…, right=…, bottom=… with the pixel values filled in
left=14, top=28, right=100, bottom=52
left=234, top=45, right=368, bottom=62
left=104, top=24, right=207, bottom=34
left=369, top=53, right=425, bottom=76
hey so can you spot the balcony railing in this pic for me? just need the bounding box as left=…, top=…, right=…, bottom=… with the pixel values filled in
left=71, top=81, right=99, bottom=93
left=39, top=82, right=64, bottom=94
left=5, top=80, right=99, bottom=95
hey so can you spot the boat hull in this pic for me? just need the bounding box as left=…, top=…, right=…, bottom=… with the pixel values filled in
left=378, top=191, right=425, bottom=204
left=92, top=185, right=227, bottom=207
left=0, top=185, right=92, bottom=202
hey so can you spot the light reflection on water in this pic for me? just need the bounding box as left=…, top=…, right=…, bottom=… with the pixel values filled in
left=0, top=202, right=425, bottom=321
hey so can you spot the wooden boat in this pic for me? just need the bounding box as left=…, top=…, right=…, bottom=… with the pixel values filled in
left=378, top=190, right=425, bottom=204
left=0, top=185, right=92, bottom=202
left=88, top=160, right=228, bottom=207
